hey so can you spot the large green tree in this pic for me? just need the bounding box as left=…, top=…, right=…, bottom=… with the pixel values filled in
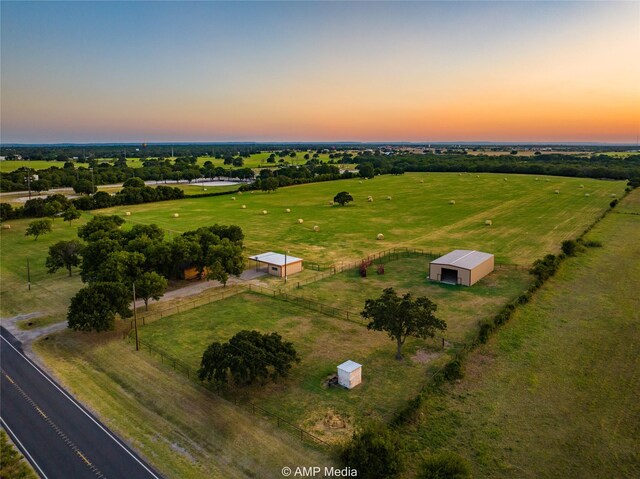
left=77, top=215, right=124, bottom=241
left=205, top=238, right=244, bottom=286
left=333, top=191, right=354, bottom=206
left=136, top=272, right=168, bottom=310
left=46, top=240, right=83, bottom=277
left=62, top=206, right=81, bottom=225
left=361, top=288, right=446, bottom=360
left=96, top=251, right=145, bottom=287
left=25, top=219, right=52, bottom=241
left=67, top=282, right=132, bottom=332
left=198, top=330, right=299, bottom=385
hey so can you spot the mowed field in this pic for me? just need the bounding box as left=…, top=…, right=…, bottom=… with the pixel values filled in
left=96, top=173, right=626, bottom=265
left=402, top=190, right=640, bottom=478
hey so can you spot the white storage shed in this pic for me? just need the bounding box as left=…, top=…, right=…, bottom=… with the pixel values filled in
left=337, top=360, right=362, bottom=389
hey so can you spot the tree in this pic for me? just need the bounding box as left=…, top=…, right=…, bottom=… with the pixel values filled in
left=62, top=206, right=81, bottom=225
left=418, top=451, right=471, bottom=479
left=359, top=164, right=374, bottom=178
left=333, top=191, right=354, bottom=206
left=205, top=238, right=244, bottom=286
left=361, top=288, right=446, bottom=360
left=46, top=240, right=83, bottom=277
left=43, top=200, right=63, bottom=219
left=341, top=422, right=403, bottom=479
left=96, top=251, right=145, bottom=287
left=561, top=239, right=579, bottom=257
left=73, top=179, right=96, bottom=195
left=261, top=177, right=279, bottom=193
left=135, top=272, right=168, bottom=310
left=30, top=179, right=50, bottom=194
left=123, top=177, right=145, bottom=188
left=198, top=330, right=299, bottom=385
left=25, top=218, right=52, bottom=241
left=78, top=215, right=124, bottom=241
left=67, top=282, right=132, bottom=332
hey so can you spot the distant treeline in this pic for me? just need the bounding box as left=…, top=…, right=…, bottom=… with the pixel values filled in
left=352, top=153, right=640, bottom=182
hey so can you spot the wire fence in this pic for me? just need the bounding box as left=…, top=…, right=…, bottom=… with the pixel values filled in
left=126, top=333, right=331, bottom=448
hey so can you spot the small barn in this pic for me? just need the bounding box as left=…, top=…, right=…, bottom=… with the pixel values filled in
left=248, top=252, right=303, bottom=278
left=337, top=360, right=362, bottom=389
left=429, top=250, right=494, bottom=286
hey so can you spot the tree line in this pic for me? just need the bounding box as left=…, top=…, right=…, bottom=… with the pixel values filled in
left=55, top=216, right=245, bottom=331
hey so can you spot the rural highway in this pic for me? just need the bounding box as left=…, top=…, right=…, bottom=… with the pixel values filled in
left=0, top=327, right=163, bottom=479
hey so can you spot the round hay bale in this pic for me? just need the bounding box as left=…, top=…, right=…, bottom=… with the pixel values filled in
left=231, top=197, right=236, bottom=201
left=367, top=196, right=373, bottom=202
left=546, top=179, right=550, bottom=182
left=203, top=188, right=207, bottom=191
left=359, top=181, right=363, bottom=184
left=125, top=211, right=131, bottom=216
left=386, top=196, right=392, bottom=200
left=476, top=175, right=480, bottom=178
left=420, top=179, right=424, bottom=183
left=554, top=190, right=560, bottom=194
left=584, top=193, right=590, bottom=197
left=535, top=177, right=539, bottom=181
left=297, top=218, right=304, bottom=224
left=238, top=191, right=243, bottom=195
left=329, top=201, right=334, bottom=206
left=458, top=173, right=462, bottom=176
left=610, top=193, right=617, bottom=198
left=449, top=200, right=456, bottom=205
left=241, top=205, right=246, bottom=209
left=2, top=224, right=11, bottom=229
left=313, top=225, right=320, bottom=232
left=579, top=184, right=584, bottom=188
left=376, top=233, right=384, bottom=240
left=262, top=210, right=268, bottom=215
left=286, top=208, right=291, bottom=213
left=504, top=178, right=508, bottom=181
left=485, top=219, right=492, bottom=226
left=173, top=213, right=179, bottom=218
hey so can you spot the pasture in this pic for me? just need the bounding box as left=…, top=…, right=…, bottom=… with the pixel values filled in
left=402, top=190, right=640, bottom=478
left=137, top=291, right=446, bottom=441
left=98, top=173, right=626, bottom=265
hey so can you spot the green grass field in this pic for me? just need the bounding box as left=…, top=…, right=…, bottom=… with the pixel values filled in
left=34, top=330, right=331, bottom=479
left=0, top=215, right=90, bottom=317
left=98, top=173, right=626, bottom=265
left=293, top=256, right=531, bottom=343
left=138, top=291, right=445, bottom=442
left=401, top=190, right=640, bottom=478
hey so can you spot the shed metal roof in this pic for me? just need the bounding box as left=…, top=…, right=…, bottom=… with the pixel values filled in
left=430, top=250, right=493, bottom=270
left=337, top=360, right=362, bottom=373
left=248, top=252, right=303, bottom=266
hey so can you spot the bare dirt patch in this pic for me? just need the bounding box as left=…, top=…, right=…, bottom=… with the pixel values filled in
left=411, top=349, right=440, bottom=364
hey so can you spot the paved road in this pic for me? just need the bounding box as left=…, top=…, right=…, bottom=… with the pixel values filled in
left=0, top=327, right=163, bottom=479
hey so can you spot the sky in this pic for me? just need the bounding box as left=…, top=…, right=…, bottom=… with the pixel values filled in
left=1, top=1, right=639, bottom=144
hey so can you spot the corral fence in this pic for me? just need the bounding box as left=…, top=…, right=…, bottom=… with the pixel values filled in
left=126, top=333, right=331, bottom=448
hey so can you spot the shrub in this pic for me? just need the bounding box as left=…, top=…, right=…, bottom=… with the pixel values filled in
left=561, top=239, right=578, bottom=257
left=442, top=357, right=464, bottom=381
left=529, top=254, right=561, bottom=282
left=341, top=423, right=403, bottom=479
left=478, top=319, right=494, bottom=344
left=610, top=199, right=619, bottom=208
left=582, top=239, right=602, bottom=248
left=418, top=451, right=472, bottom=479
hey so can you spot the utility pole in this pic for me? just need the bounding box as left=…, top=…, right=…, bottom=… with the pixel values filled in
left=133, top=283, right=139, bottom=351
left=27, top=167, right=31, bottom=199
left=27, top=258, right=31, bottom=290
left=90, top=168, right=95, bottom=195
left=284, top=250, right=289, bottom=284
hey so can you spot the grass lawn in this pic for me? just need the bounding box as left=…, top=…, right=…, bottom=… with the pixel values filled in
left=16, top=315, right=60, bottom=330
left=0, top=215, right=90, bottom=318
left=138, top=292, right=445, bottom=442
left=292, top=256, right=531, bottom=343
left=34, top=330, right=331, bottom=479
left=96, top=173, right=625, bottom=266
left=401, top=190, right=640, bottom=478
